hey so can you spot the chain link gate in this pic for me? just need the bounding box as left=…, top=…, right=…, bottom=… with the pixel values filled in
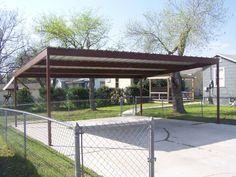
left=74, top=118, right=156, bottom=177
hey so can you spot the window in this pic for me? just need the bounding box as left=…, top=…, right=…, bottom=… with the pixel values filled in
left=213, top=67, right=225, bottom=87
left=115, top=78, right=119, bottom=88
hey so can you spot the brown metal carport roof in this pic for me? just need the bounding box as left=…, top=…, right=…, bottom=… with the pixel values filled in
left=4, top=47, right=220, bottom=146
left=11, top=47, right=218, bottom=78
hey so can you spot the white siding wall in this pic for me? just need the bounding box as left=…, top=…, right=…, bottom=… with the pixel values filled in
left=95, top=79, right=106, bottom=89
left=105, top=78, right=116, bottom=88
left=118, top=79, right=132, bottom=89
left=105, top=79, right=132, bottom=89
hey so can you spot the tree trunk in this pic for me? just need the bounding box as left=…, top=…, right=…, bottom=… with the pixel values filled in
left=89, top=78, right=96, bottom=111
left=52, top=78, right=57, bottom=88
left=36, top=78, right=45, bottom=88
left=170, top=72, right=186, bottom=113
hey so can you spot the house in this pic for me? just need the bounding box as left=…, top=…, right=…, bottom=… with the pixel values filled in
left=203, top=54, right=236, bottom=105
left=0, top=81, right=42, bottom=105
left=55, top=78, right=105, bottom=89
left=148, top=68, right=203, bottom=101
left=204, top=54, right=236, bottom=104
left=105, top=78, right=133, bottom=89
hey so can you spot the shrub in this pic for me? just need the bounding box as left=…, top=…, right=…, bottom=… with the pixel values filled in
left=124, top=85, right=140, bottom=104
left=125, top=85, right=140, bottom=96
left=124, top=84, right=149, bottom=104
left=95, top=86, right=113, bottom=107
left=111, top=88, right=124, bottom=105
left=67, top=87, right=89, bottom=108
left=39, top=87, right=67, bottom=110
left=17, top=88, right=34, bottom=111
left=67, top=87, right=89, bottom=100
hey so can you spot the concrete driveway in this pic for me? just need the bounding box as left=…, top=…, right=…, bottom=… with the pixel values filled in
left=16, top=117, right=236, bottom=177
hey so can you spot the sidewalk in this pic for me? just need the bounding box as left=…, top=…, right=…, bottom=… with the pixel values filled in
left=122, top=102, right=200, bottom=116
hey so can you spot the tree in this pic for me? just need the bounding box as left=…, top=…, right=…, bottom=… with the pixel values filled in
left=35, top=10, right=110, bottom=111
left=14, top=42, right=47, bottom=88
left=126, top=0, right=226, bottom=113
left=0, top=9, right=25, bottom=82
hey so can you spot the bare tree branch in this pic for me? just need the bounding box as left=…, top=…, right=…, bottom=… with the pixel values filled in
left=0, top=9, right=25, bottom=82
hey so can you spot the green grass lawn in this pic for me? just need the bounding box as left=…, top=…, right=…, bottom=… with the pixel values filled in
left=0, top=136, right=40, bottom=177
left=15, top=101, right=236, bottom=125
left=51, top=104, right=132, bottom=121
left=0, top=126, right=101, bottom=177
left=143, top=104, right=236, bottom=125
left=50, top=102, right=169, bottom=121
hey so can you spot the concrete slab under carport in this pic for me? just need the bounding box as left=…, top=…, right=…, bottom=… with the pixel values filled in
left=15, top=117, right=236, bottom=177
left=75, top=117, right=236, bottom=177
left=153, top=118, right=236, bottom=177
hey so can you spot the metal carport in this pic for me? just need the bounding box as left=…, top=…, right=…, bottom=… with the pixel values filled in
left=3, top=47, right=220, bottom=145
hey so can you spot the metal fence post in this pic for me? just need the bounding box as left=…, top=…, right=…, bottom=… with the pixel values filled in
left=134, top=96, right=137, bottom=115
left=161, top=99, right=164, bottom=117
left=201, top=98, right=203, bottom=118
left=74, top=123, right=81, bottom=177
left=132, top=96, right=135, bottom=115
left=149, top=117, right=156, bottom=177
left=23, top=113, right=27, bottom=159
left=120, top=96, right=124, bottom=116
left=4, top=110, right=8, bottom=143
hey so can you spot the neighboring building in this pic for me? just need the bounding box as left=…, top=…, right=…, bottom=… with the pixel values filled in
left=203, top=54, right=236, bottom=104
left=0, top=82, right=41, bottom=105
left=148, top=68, right=203, bottom=101
left=105, top=78, right=133, bottom=89
left=55, top=78, right=106, bottom=89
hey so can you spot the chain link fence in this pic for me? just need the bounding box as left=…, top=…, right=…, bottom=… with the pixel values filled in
left=0, top=108, right=76, bottom=177
left=3, top=97, right=135, bottom=120
left=0, top=108, right=156, bottom=177
left=76, top=118, right=155, bottom=177
left=134, top=96, right=236, bottom=124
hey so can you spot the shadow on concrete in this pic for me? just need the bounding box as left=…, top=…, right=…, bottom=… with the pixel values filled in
left=82, top=118, right=236, bottom=152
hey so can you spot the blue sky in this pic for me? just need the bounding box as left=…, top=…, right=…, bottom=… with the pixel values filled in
left=2, top=0, right=236, bottom=57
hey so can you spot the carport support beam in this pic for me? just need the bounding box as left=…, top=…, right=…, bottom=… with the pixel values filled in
left=46, top=52, right=52, bottom=146
left=140, top=78, right=143, bottom=116
left=216, top=62, right=220, bottom=124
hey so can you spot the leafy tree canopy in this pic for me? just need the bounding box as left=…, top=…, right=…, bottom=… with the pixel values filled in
left=35, top=10, right=110, bottom=49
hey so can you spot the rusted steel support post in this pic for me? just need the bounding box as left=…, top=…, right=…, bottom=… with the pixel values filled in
left=216, top=62, right=220, bottom=124
left=46, top=52, right=52, bottom=146
left=140, top=78, right=143, bottom=116
left=14, top=78, right=17, bottom=127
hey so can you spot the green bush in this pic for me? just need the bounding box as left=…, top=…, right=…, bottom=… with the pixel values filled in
left=124, top=84, right=149, bottom=104
left=124, top=85, right=140, bottom=104
left=95, top=86, right=113, bottom=107
left=111, top=88, right=124, bottom=105
left=16, top=88, right=34, bottom=111
left=125, top=85, right=140, bottom=96
left=67, top=87, right=89, bottom=100
left=39, top=87, right=66, bottom=101
left=17, top=88, right=34, bottom=105
left=67, top=87, right=89, bottom=109
left=39, top=87, right=67, bottom=110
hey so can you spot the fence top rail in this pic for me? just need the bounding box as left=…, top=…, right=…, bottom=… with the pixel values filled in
left=69, top=116, right=152, bottom=128
left=0, top=108, right=74, bottom=129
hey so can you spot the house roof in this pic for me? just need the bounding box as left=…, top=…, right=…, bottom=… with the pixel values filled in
left=3, top=47, right=218, bottom=90
left=216, top=54, right=236, bottom=64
